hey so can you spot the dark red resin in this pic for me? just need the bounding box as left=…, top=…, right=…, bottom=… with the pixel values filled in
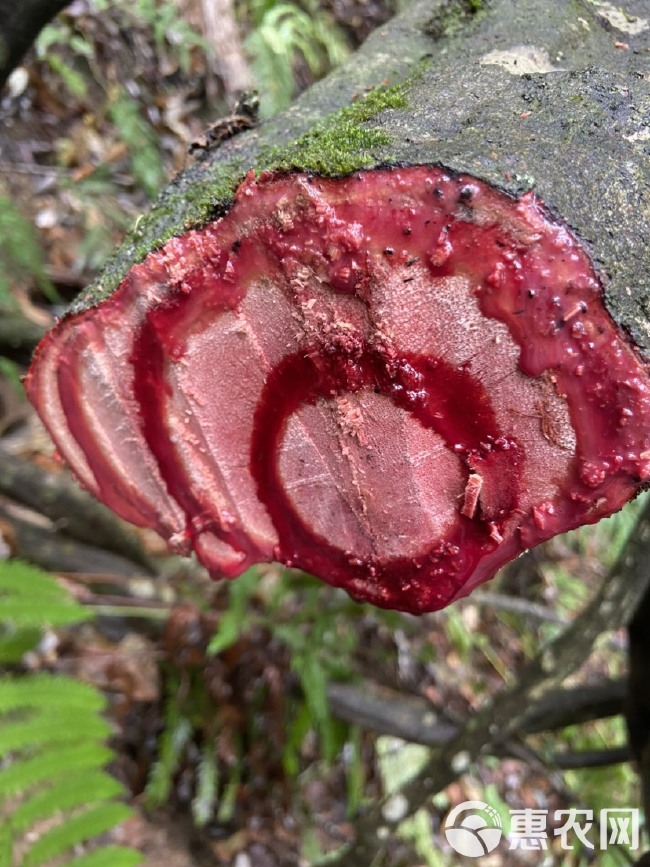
left=26, top=167, right=650, bottom=613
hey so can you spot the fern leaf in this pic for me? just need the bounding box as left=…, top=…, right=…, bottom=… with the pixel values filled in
left=0, top=743, right=113, bottom=801
left=192, top=742, right=218, bottom=827
left=0, top=712, right=111, bottom=757
left=0, top=627, right=42, bottom=663
left=144, top=712, right=192, bottom=809
left=0, top=824, right=10, bottom=867
left=0, top=198, right=57, bottom=304
left=0, top=674, right=105, bottom=715
left=0, top=561, right=90, bottom=630
left=11, top=771, right=123, bottom=834
left=0, top=561, right=72, bottom=598
left=22, top=802, right=132, bottom=867
left=65, top=845, right=143, bottom=867
left=0, top=564, right=141, bottom=867
left=246, top=27, right=295, bottom=116
left=0, top=598, right=90, bottom=628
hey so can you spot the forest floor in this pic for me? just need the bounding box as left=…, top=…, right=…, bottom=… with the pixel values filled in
left=0, top=1, right=644, bottom=865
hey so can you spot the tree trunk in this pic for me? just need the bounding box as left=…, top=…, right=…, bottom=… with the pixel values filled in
left=0, top=0, right=73, bottom=89
left=83, top=0, right=650, bottom=353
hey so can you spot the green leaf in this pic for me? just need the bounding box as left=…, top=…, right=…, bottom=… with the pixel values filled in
left=0, top=627, right=41, bottom=663
left=208, top=570, right=258, bottom=655
left=0, top=712, right=111, bottom=757
left=0, top=825, right=11, bottom=867
left=0, top=560, right=73, bottom=598
left=107, top=91, right=165, bottom=198
left=0, top=674, right=106, bottom=715
left=65, top=846, right=144, bottom=867
left=283, top=701, right=311, bottom=777
left=46, top=54, right=88, bottom=98
left=0, top=597, right=91, bottom=628
left=345, top=727, right=364, bottom=816
left=0, top=563, right=140, bottom=867
left=144, top=713, right=192, bottom=808
left=0, top=561, right=91, bottom=630
left=0, top=359, right=23, bottom=397
left=0, top=199, right=58, bottom=303
left=22, top=802, right=132, bottom=867
left=11, top=771, right=123, bottom=834
left=0, top=743, right=113, bottom=801
left=192, top=743, right=218, bottom=828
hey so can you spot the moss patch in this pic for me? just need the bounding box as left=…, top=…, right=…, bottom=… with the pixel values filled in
left=261, top=82, right=409, bottom=175
left=70, top=79, right=414, bottom=313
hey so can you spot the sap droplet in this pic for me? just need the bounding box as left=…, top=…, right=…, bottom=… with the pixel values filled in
left=580, top=461, right=609, bottom=488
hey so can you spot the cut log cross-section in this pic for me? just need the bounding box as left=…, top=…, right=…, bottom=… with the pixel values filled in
left=26, top=0, right=650, bottom=613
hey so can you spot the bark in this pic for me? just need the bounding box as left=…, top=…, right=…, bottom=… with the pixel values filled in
left=0, top=0, right=73, bottom=89
left=81, top=0, right=650, bottom=355
left=327, top=676, right=626, bottom=743
left=0, top=445, right=155, bottom=572
left=626, top=579, right=650, bottom=823
left=0, top=504, right=149, bottom=577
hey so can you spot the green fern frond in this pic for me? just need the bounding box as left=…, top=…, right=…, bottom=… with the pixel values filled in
left=65, top=846, right=144, bottom=867
left=0, top=560, right=91, bottom=629
left=144, top=713, right=192, bottom=808
left=0, top=197, right=58, bottom=304
left=0, top=711, right=111, bottom=757
left=0, top=627, right=42, bottom=664
left=0, top=673, right=105, bottom=715
left=22, top=802, right=132, bottom=867
left=192, top=741, right=218, bottom=827
left=10, top=771, right=124, bottom=834
left=0, top=560, right=73, bottom=597
left=0, top=562, right=142, bottom=866
left=0, top=743, right=113, bottom=801
left=0, top=598, right=90, bottom=628
left=0, top=825, right=11, bottom=867
left=107, top=89, right=165, bottom=198
left=245, top=0, right=349, bottom=116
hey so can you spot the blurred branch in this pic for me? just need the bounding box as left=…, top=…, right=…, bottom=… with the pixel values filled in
left=328, top=498, right=650, bottom=866
left=327, top=677, right=627, bottom=748
left=0, top=445, right=155, bottom=572
left=0, top=502, right=150, bottom=577
left=522, top=678, right=627, bottom=733
left=465, top=590, right=568, bottom=625
left=552, top=746, right=631, bottom=770
left=0, top=0, right=73, bottom=90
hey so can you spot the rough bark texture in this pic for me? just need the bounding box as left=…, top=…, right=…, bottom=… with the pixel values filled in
left=0, top=0, right=73, bottom=89
left=76, top=0, right=650, bottom=356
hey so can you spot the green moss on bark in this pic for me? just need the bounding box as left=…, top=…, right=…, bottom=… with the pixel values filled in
left=70, top=80, right=415, bottom=313
left=261, top=83, right=409, bottom=174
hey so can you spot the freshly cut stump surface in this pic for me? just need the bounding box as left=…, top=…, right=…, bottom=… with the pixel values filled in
left=27, top=167, right=650, bottom=613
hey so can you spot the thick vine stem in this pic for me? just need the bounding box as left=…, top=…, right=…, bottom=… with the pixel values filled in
left=74, top=0, right=650, bottom=360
